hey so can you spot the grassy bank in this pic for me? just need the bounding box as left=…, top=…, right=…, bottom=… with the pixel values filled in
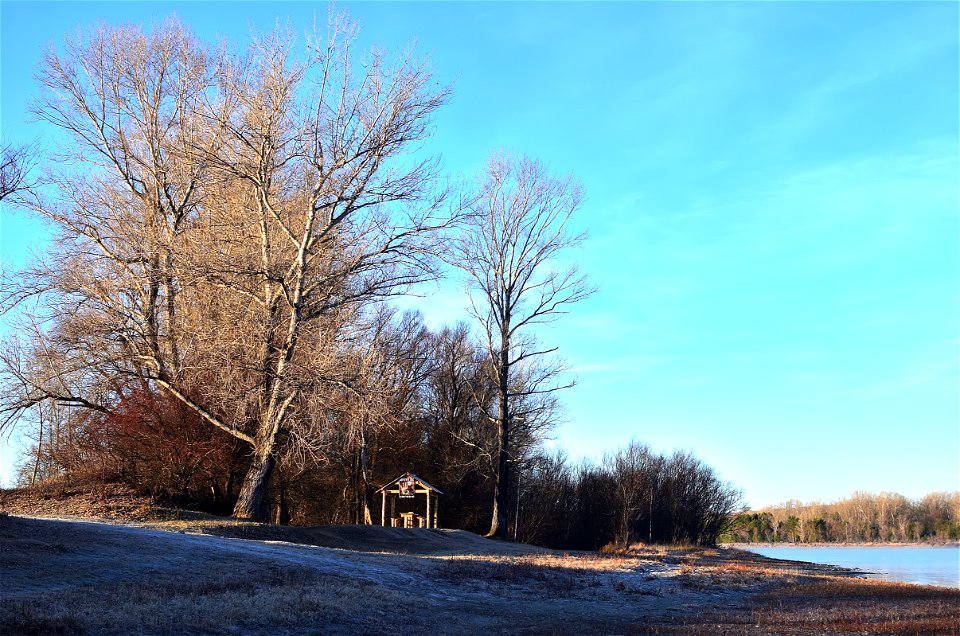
left=3, top=486, right=959, bottom=635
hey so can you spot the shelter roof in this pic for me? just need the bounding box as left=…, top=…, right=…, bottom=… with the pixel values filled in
left=376, top=472, right=443, bottom=495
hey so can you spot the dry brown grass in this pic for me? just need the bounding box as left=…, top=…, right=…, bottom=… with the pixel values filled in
left=0, top=480, right=215, bottom=524
left=438, top=551, right=638, bottom=572
left=632, top=576, right=960, bottom=635
left=433, top=559, right=588, bottom=596
left=2, top=567, right=412, bottom=636
left=749, top=578, right=960, bottom=635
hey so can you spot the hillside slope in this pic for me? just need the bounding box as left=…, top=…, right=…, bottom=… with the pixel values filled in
left=2, top=497, right=959, bottom=634
left=1, top=514, right=734, bottom=635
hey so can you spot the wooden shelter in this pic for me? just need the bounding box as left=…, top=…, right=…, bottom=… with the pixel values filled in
left=377, top=472, right=443, bottom=529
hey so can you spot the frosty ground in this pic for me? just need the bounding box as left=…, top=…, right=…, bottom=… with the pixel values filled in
left=3, top=513, right=959, bottom=635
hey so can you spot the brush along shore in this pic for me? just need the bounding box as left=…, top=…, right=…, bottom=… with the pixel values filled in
left=2, top=488, right=958, bottom=635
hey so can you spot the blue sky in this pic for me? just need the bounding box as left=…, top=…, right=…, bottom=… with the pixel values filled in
left=1, top=1, right=957, bottom=508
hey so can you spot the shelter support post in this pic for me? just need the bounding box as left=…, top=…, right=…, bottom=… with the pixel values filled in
left=381, top=491, right=387, bottom=526
left=426, top=492, right=431, bottom=529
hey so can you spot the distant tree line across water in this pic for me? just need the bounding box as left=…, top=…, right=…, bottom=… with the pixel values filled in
left=721, top=491, right=960, bottom=544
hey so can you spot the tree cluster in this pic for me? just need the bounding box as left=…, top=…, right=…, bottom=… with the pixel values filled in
left=16, top=401, right=741, bottom=547
left=1, top=12, right=740, bottom=548
left=12, top=317, right=547, bottom=530
left=0, top=12, right=589, bottom=534
left=722, top=491, right=960, bottom=544
left=514, top=442, right=742, bottom=549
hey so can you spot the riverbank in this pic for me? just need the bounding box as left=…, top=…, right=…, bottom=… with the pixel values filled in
left=3, top=512, right=959, bottom=634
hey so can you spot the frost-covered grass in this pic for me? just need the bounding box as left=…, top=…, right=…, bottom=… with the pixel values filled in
left=2, top=513, right=958, bottom=635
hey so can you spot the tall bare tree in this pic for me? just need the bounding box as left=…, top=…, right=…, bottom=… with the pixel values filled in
left=1, top=12, right=456, bottom=519
left=454, top=153, right=593, bottom=538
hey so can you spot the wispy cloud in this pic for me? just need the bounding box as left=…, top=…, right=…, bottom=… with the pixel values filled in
left=569, top=355, right=664, bottom=376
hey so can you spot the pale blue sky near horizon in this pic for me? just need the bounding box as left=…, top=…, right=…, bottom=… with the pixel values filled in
left=0, top=1, right=957, bottom=509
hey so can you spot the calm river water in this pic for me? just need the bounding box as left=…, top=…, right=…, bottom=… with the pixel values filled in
left=744, top=545, right=960, bottom=588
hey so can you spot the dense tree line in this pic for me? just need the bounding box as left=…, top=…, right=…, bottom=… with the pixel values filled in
left=12, top=321, right=741, bottom=547
left=515, top=442, right=742, bottom=549
left=722, top=491, right=960, bottom=544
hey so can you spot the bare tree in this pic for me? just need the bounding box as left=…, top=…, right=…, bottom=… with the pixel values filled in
left=197, top=14, right=454, bottom=519
left=0, top=141, right=33, bottom=202
left=1, top=12, right=457, bottom=519
left=608, top=441, right=661, bottom=547
left=424, top=323, right=497, bottom=473
left=454, top=152, right=593, bottom=538
left=320, top=307, right=432, bottom=524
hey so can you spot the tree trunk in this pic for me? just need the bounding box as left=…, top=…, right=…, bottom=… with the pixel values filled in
left=487, top=340, right=511, bottom=539
left=233, top=445, right=276, bottom=520
left=31, top=408, right=44, bottom=485
left=273, top=473, right=290, bottom=525
left=359, top=428, right=373, bottom=524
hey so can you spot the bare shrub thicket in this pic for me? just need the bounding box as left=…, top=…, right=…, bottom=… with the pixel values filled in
left=515, top=443, right=742, bottom=549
